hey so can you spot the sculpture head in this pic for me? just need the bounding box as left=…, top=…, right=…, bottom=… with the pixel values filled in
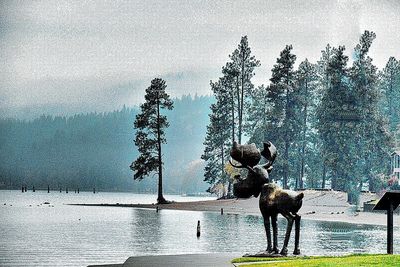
left=231, top=141, right=277, bottom=198
left=233, top=165, right=269, bottom=198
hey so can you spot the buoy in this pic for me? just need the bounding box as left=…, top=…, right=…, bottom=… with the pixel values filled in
left=196, top=220, right=201, bottom=237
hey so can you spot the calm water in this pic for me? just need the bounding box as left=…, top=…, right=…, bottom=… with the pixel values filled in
left=0, top=190, right=399, bottom=266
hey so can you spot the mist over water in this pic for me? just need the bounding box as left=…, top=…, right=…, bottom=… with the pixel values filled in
left=1, top=190, right=399, bottom=266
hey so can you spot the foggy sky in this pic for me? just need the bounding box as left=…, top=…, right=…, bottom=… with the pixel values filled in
left=1, top=0, right=399, bottom=119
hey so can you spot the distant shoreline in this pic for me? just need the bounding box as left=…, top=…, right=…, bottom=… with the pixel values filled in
left=69, top=190, right=400, bottom=227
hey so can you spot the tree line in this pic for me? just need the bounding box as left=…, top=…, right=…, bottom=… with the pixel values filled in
left=202, top=32, right=400, bottom=203
left=0, top=95, right=212, bottom=194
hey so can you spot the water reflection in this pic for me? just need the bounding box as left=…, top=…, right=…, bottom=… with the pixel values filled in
left=1, top=190, right=400, bottom=266
left=128, top=209, right=400, bottom=256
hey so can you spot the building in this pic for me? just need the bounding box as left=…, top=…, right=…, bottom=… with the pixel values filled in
left=391, top=151, right=400, bottom=182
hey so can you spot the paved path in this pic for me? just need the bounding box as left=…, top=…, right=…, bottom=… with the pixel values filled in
left=89, top=253, right=241, bottom=267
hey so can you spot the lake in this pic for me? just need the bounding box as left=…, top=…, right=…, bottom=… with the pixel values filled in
left=1, top=190, right=399, bottom=266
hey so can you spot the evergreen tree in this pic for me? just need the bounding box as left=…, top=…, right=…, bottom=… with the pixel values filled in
left=225, top=36, right=260, bottom=143
left=267, top=45, right=297, bottom=188
left=294, top=59, right=318, bottom=189
left=350, top=31, right=392, bottom=193
left=316, top=44, right=334, bottom=188
left=317, top=45, right=354, bottom=192
left=202, top=36, right=259, bottom=194
left=130, top=78, right=173, bottom=204
left=379, top=57, right=400, bottom=133
left=246, top=84, right=270, bottom=145
left=201, top=83, right=231, bottom=195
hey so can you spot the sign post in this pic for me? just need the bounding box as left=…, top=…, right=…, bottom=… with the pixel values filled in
left=373, top=191, right=400, bottom=254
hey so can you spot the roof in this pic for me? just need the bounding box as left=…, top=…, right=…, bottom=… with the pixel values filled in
left=391, top=150, right=400, bottom=156
left=373, top=191, right=400, bottom=211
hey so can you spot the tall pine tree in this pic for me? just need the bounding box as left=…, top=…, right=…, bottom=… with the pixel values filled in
left=350, top=31, right=392, bottom=194
left=130, top=78, right=173, bottom=204
left=294, top=59, right=318, bottom=189
left=225, top=36, right=260, bottom=143
left=268, top=45, right=297, bottom=188
left=201, top=80, right=231, bottom=196
left=379, top=57, right=400, bottom=133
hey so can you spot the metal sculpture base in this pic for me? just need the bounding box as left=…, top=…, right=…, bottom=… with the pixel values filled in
left=243, top=251, right=302, bottom=258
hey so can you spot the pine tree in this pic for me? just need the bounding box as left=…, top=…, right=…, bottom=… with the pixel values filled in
left=316, top=44, right=334, bottom=188
left=201, top=36, right=259, bottom=194
left=294, top=59, right=318, bottom=189
left=350, top=31, right=392, bottom=193
left=201, top=83, right=231, bottom=195
left=130, top=78, right=173, bottom=204
left=246, top=84, right=270, bottom=145
left=317, top=45, right=353, bottom=192
left=226, top=36, right=260, bottom=143
left=379, top=57, right=400, bottom=133
left=268, top=45, right=297, bottom=188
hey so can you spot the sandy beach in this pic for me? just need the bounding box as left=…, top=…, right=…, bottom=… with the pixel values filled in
left=71, top=190, right=400, bottom=227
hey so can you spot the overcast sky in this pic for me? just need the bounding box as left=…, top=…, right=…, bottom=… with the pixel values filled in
left=1, top=0, right=399, bottom=119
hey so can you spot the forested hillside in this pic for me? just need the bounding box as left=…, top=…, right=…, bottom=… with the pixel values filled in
left=0, top=95, right=213, bottom=194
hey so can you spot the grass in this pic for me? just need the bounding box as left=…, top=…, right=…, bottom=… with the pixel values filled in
left=231, top=254, right=400, bottom=266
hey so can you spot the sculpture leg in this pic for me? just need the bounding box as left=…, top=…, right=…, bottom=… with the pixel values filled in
left=280, top=212, right=294, bottom=256
left=262, top=214, right=272, bottom=253
left=271, top=213, right=279, bottom=254
left=293, top=214, right=301, bottom=255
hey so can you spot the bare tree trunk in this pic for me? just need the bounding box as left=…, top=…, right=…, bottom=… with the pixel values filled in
left=156, top=96, right=166, bottom=204
left=236, top=75, right=241, bottom=143
left=283, top=86, right=290, bottom=189
left=322, top=162, right=326, bottom=189
left=231, top=89, right=235, bottom=143
left=299, top=81, right=308, bottom=189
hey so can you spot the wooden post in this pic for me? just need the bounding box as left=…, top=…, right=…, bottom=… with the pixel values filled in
left=196, top=220, right=201, bottom=237
left=156, top=206, right=159, bottom=213
left=388, top=201, right=393, bottom=254
left=74, top=189, right=76, bottom=193
left=93, top=188, right=96, bottom=194
left=24, top=186, right=27, bottom=192
left=22, top=186, right=24, bottom=193
left=66, top=188, right=68, bottom=193
left=60, top=187, right=62, bottom=193
left=33, top=186, right=35, bottom=192
left=77, top=188, right=79, bottom=194
left=221, top=208, right=224, bottom=215
left=47, top=185, right=50, bottom=193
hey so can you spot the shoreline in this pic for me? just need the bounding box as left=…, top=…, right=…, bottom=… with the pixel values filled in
left=69, top=190, right=400, bottom=227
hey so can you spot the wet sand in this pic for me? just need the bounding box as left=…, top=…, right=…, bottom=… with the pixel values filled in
left=71, top=190, right=400, bottom=227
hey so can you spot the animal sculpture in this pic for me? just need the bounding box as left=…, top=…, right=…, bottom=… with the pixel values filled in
left=230, top=141, right=303, bottom=255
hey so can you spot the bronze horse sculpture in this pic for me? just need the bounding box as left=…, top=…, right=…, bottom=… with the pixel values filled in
left=230, top=141, right=303, bottom=256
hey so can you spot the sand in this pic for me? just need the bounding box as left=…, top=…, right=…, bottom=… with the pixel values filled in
left=71, top=190, right=400, bottom=227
